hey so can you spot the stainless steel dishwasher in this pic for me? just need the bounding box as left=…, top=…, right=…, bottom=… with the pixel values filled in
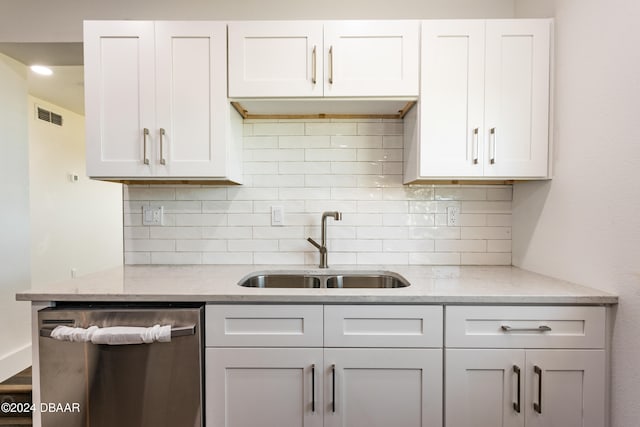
left=38, top=303, right=203, bottom=427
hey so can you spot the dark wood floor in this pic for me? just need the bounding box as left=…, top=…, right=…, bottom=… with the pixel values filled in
left=0, top=367, right=33, bottom=426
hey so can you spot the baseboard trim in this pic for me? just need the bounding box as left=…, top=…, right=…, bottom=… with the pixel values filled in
left=0, top=343, right=32, bottom=383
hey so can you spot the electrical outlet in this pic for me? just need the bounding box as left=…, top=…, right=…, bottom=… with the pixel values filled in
left=143, top=206, right=164, bottom=226
left=447, top=206, right=461, bottom=227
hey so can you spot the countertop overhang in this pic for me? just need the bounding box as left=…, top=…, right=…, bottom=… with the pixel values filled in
left=16, top=265, right=618, bottom=305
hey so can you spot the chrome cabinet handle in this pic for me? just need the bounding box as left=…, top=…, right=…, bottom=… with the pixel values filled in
left=489, top=127, right=496, bottom=164
left=533, top=365, right=543, bottom=414
left=331, top=363, right=336, bottom=412
left=143, top=128, right=150, bottom=165
left=159, top=128, right=166, bottom=165
left=311, top=364, right=316, bottom=412
left=501, top=325, right=552, bottom=333
left=328, top=46, right=334, bottom=85
left=472, top=127, right=479, bottom=165
left=312, top=46, right=317, bottom=85
left=513, top=365, right=521, bottom=413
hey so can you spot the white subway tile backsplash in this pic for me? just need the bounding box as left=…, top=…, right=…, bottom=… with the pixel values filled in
left=228, top=239, right=278, bottom=252
left=279, top=135, right=331, bottom=149
left=150, top=226, right=202, bottom=239
left=357, top=122, right=403, bottom=136
left=175, top=214, right=227, bottom=227
left=202, top=227, right=252, bottom=239
left=203, top=201, right=253, bottom=213
left=124, top=119, right=512, bottom=266
left=357, top=252, right=408, bottom=265
left=151, top=252, right=202, bottom=265
left=331, top=135, right=382, bottom=149
left=177, top=240, right=227, bottom=252
left=357, top=226, right=409, bottom=240
left=244, top=148, right=304, bottom=162
left=435, top=240, right=487, bottom=253
left=279, top=161, right=331, bottom=175
left=176, top=187, right=227, bottom=201
left=203, top=252, right=253, bottom=264
left=331, top=161, right=382, bottom=175
left=357, top=149, right=403, bottom=162
left=306, top=122, right=357, bottom=136
left=253, top=122, right=305, bottom=136
left=460, top=227, right=512, bottom=240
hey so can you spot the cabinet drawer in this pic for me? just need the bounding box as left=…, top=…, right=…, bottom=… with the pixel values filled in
left=206, top=304, right=323, bottom=347
left=324, top=305, right=443, bottom=348
left=445, top=306, right=606, bottom=349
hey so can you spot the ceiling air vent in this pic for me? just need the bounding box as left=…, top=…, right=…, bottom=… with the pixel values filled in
left=36, top=105, right=63, bottom=127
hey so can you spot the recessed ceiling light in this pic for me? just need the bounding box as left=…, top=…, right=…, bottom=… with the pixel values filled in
left=30, top=65, right=53, bottom=76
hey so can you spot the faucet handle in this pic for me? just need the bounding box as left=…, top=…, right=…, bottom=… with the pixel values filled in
left=307, top=237, right=322, bottom=250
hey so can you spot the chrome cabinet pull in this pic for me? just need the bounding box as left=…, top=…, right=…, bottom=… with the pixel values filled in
left=311, top=364, right=316, bottom=412
left=501, top=325, right=552, bottom=333
left=143, top=128, right=150, bottom=165
left=331, top=363, right=336, bottom=412
left=513, top=365, right=521, bottom=413
left=312, top=46, right=317, bottom=85
left=533, top=365, right=543, bottom=414
left=472, top=127, right=479, bottom=165
left=489, top=127, right=496, bottom=164
left=159, top=128, right=166, bottom=165
left=328, top=46, right=334, bottom=85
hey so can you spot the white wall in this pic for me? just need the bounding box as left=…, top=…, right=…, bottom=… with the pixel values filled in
left=513, top=1, right=640, bottom=426
left=0, top=0, right=515, bottom=42
left=29, top=96, right=123, bottom=286
left=0, top=53, right=31, bottom=382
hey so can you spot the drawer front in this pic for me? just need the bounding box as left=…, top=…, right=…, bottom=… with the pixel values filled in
left=206, top=304, right=323, bottom=347
left=445, top=306, right=606, bottom=349
left=324, top=305, right=443, bottom=348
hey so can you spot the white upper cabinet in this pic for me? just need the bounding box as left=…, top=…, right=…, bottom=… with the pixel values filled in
left=484, top=20, right=551, bottom=178
left=323, top=21, right=420, bottom=97
left=228, top=20, right=419, bottom=98
left=228, top=22, right=324, bottom=98
left=405, top=19, right=552, bottom=182
left=84, top=21, right=242, bottom=182
left=84, top=21, right=156, bottom=178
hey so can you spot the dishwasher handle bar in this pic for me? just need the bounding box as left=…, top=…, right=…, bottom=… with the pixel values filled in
left=39, top=324, right=196, bottom=339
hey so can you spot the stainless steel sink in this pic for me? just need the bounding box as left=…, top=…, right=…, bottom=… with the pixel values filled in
left=240, top=274, right=321, bottom=288
left=238, top=271, right=410, bottom=289
left=326, top=274, right=409, bottom=288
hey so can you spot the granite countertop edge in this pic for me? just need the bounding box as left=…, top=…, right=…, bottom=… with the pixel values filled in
left=16, top=264, right=619, bottom=305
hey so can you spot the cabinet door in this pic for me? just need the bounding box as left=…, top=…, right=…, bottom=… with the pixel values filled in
left=419, top=20, right=486, bottom=177
left=228, top=21, right=323, bottom=97
left=525, top=350, right=605, bottom=427
left=323, top=21, right=419, bottom=97
left=324, top=348, right=442, bottom=427
left=484, top=20, right=551, bottom=178
left=84, top=21, right=156, bottom=177
left=155, top=21, right=229, bottom=177
left=206, top=348, right=323, bottom=427
left=445, top=349, right=525, bottom=427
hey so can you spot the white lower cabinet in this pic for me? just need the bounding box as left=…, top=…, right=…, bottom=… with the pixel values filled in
left=445, top=306, right=607, bottom=427
left=325, top=348, right=442, bottom=427
left=205, top=304, right=443, bottom=427
left=206, top=348, right=323, bottom=427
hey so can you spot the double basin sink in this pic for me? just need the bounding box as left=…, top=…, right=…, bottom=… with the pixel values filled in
left=239, top=271, right=410, bottom=289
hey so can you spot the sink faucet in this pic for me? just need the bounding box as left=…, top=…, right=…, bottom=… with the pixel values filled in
left=307, top=211, right=342, bottom=268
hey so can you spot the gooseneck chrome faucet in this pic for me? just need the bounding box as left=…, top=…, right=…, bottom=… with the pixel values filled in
left=307, top=211, right=342, bottom=268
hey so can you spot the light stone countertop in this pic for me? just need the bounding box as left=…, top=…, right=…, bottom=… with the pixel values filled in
left=16, top=265, right=618, bottom=304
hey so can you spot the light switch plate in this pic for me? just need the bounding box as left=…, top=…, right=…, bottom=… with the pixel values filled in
left=271, top=205, right=284, bottom=226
